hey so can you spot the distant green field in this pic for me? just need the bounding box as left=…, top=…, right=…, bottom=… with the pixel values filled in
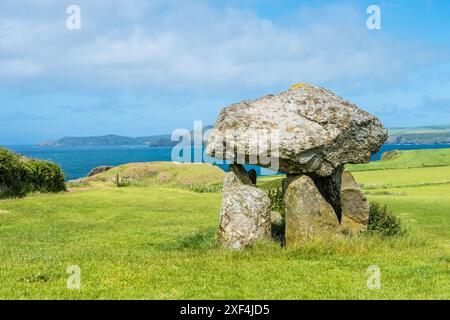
left=0, top=150, right=449, bottom=299
left=389, top=125, right=450, bottom=135
left=347, top=148, right=450, bottom=171
left=351, top=166, right=450, bottom=189
left=387, top=126, right=450, bottom=144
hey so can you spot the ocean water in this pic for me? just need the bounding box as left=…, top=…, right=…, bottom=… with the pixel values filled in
left=6, top=144, right=450, bottom=181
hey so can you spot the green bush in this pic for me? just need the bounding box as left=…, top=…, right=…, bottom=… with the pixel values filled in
left=268, top=186, right=285, bottom=213
left=367, top=202, right=405, bottom=236
left=0, top=147, right=66, bottom=199
left=267, top=186, right=286, bottom=245
left=0, top=148, right=29, bottom=197
left=24, top=159, right=66, bottom=193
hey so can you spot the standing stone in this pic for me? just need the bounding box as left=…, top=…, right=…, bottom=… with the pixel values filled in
left=340, top=171, right=369, bottom=235
left=282, top=173, right=300, bottom=192
left=248, top=169, right=257, bottom=185
left=219, top=164, right=271, bottom=249
left=223, top=163, right=254, bottom=188
left=306, top=165, right=344, bottom=221
left=284, top=175, right=340, bottom=244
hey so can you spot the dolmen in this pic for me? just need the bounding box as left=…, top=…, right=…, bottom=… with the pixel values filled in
left=206, top=84, right=387, bottom=248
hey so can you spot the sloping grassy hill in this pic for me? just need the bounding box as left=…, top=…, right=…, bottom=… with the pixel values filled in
left=0, top=154, right=449, bottom=299
left=69, top=162, right=225, bottom=192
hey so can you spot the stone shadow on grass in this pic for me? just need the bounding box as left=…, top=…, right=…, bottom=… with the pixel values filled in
left=148, top=227, right=218, bottom=251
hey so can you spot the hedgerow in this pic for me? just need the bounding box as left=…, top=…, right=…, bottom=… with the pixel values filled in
left=0, top=147, right=66, bottom=199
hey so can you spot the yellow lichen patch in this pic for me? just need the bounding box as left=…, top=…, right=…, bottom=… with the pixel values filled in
left=289, top=83, right=308, bottom=90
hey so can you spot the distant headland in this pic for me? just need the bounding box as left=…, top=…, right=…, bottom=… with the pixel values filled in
left=37, top=124, right=450, bottom=147
left=38, top=126, right=214, bottom=147
left=386, top=124, right=450, bottom=144
left=38, top=134, right=177, bottom=147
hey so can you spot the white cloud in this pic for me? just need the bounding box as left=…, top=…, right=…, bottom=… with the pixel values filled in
left=0, top=1, right=440, bottom=92
left=0, top=58, right=42, bottom=77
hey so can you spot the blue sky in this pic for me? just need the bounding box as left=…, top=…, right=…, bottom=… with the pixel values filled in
left=1, top=0, right=450, bottom=144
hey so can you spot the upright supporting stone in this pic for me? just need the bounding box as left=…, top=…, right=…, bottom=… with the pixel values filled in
left=284, top=175, right=340, bottom=244
left=223, top=163, right=254, bottom=187
left=248, top=169, right=257, bottom=185
left=219, top=164, right=271, bottom=249
left=340, top=171, right=369, bottom=235
left=307, top=165, right=344, bottom=222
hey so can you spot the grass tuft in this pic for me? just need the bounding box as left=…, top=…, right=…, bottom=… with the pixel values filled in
left=367, top=202, right=405, bottom=237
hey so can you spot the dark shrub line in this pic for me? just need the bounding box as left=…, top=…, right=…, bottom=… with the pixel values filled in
left=0, top=147, right=66, bottom=199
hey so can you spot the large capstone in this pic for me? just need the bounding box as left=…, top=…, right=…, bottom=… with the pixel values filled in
left=219, top=164, right=272, bottom=249
left=340, top=171, right=369, bottom=235
left=284, top=175, right=340, bottom=243
left=206, top=84, right=387, bottom=176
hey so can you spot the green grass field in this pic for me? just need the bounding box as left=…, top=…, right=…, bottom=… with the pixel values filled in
left=348, top=148, right=450, bottom=171
left=0, top=151, right=449, bottom=299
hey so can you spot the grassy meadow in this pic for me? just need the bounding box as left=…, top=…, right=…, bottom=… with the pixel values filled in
left=0, top=151, right=449, bottom=299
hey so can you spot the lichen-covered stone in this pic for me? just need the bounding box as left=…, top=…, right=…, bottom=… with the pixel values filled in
left=206, top=84, right=387, bottom=176
left=307, top=165, right=344, bottom=221
left=284, top=175, right=340, bottom=244
left=271, top=211, right=283, bottom=226
left=340, top=171, right=369, bottom=235
left=223, top=164, right=254, bottom=188
left=219, top=164, right=271, bottom=248
left=219, top=186, right=272, bottom=249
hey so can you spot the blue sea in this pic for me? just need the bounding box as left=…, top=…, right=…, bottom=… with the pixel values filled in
left=6, top=144, right=450, bottom=181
